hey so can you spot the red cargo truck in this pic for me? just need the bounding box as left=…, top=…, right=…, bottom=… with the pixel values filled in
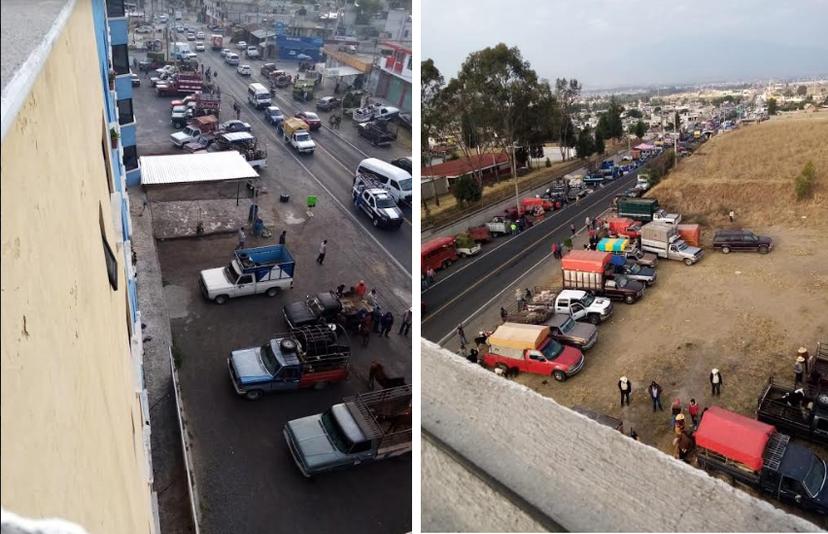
left=676, top=224, right=701, bottom=247
left=421, top=236, right=458, bottom=273
left=561, top=250, right=645, bottom=304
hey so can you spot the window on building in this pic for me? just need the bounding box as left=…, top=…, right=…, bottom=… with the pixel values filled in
left=117, top=98, right=134, bottom=125
left=122, top=145, right=138, bottom=171
left=106, top=0, right=126, bottom=18
left=100, top=208, right=119, bottom=291
left=112, top=44, right=130, bottom=75
left=101, top=119, right=113, bottom=194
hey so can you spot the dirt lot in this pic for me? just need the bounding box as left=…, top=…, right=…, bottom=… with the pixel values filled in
left=444, top=113, right=828, bottom=525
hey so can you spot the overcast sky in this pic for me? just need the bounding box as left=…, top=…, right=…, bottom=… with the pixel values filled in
left=422, top=0, right=828, bottom=89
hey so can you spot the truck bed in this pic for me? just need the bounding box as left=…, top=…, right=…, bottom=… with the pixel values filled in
left=757, top=382, right=813, bottom=430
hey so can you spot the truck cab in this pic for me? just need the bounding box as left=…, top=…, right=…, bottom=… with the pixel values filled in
left=284, top=385, right=412, bottom=477
left=199, top=245, right=295, bottom=304
left=283, top=291, right=344, bottom=329
left=482, top=323, right=585, bottom=382
left=553, top=289, right=613, bottom=325
left=228, top=325, right=350, bottom=400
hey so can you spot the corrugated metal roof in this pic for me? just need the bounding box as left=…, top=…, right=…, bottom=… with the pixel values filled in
left=139, top=152, right=259, bottom=185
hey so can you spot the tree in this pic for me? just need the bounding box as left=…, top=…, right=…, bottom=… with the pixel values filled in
left=767, top=98, right=778, bottom=115
left=421, top=59, right=445, bottom=208
left=633, top=120, right=646, bottom=139
left=555, top=78, right=582, bottom=160
left=627, top=108, right=643, bottom=119
left=604, top=96, right=624, bottom=139
left=797, top=85, right=808, bottom=96
left=452, top=175, right=482, bottom=206
left=576, top=128, right=594, bottom=159
left=594, top=129, right=605, bottom=155
left=795, top=161, right=816, bottom=200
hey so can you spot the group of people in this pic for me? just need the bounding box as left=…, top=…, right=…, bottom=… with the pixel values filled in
left=514, top=287, right=535, bottom=312
left=619, top=370, right=724, bottom=411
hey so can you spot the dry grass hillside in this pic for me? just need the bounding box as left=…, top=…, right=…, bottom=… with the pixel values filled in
left=649, top=111, right=828, bottom=233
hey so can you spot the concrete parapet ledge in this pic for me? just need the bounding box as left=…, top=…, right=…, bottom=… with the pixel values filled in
left=421, top=339, right=822, bottom=532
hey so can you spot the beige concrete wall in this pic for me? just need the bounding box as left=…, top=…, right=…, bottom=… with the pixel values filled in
left=1, top=3, right=154, bottom=533
left=422, top=340, right=822, bottom=532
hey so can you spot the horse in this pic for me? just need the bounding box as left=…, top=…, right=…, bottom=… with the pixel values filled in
left=368, top=361, right=406, bottom=390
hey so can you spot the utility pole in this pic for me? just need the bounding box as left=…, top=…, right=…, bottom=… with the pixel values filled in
left=511, top=144, right=519, bottom=215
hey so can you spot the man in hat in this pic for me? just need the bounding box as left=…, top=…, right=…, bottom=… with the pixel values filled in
left=798, top=346, right=811, bottom=373
left=794, top=355, right=806, bottom=385
left=710, top=368, right=723, bottom=396
left=674, top=413, right=687, bottom=433
left=618, top=376, right=632, bottom=406
left=648, top=380, right=664, bottom=412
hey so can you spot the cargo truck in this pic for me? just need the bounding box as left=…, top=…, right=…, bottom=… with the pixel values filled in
left=227, top=325, right=350, bottom=400
left=199, top=245, right=295, bottom=304
left=617, top=198, right=681, bottom=224
left=561, top=250, right=645, bottom=304
left=156, top=71, right=203, bottom=96
left=756, top=378, right=828, bottom=446
left=696, top=406, right=828, bottom=515
left=284, top=385, right=412, bottom=477
left=640, top=222, right=703, bottom=265
left=481, top=323, right=585, bottom=382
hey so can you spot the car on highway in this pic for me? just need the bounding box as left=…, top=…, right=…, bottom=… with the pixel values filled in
left=196, top=31, right=205, bottom=39
left=316, top=96, right=342, bottom=111
left=237, top=64, right=252, bottom=76
left=237, top=40, right=247, bottom=50
left=219, top=120, right=252, bottom=133
left=264, top=106, right=285, bottom=126
left=186, top=33, right=196, bottom=41
left=390, top=157, right=412, bottom=174
left=194, top=42, right=205, bottom=51
left=225, top=52, right=239, bottom=65
left=353, top=177, right=404, bottom=229
left=130, top=72, right=141, bottom=86
left=135, top=25, right=153, bottom=33
left=260, top=63, right=278, bottom=76
left=220, top=48, right=231, bottom=57
left=246, top=45, right=260, bottom=59
left=175, top=24, right=184, bottom=33
left=295, top=111, right=322, bottom=131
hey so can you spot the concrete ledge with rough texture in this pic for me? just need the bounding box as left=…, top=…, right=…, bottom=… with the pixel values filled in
left=421, top=339, right=823, bottom=532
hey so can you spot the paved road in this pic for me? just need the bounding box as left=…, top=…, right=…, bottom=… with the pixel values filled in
left=422, top=171, right=642, bottom=344
left=131, top=25, right=412, bottom=533
left=196, top=48, right=413, bottom=273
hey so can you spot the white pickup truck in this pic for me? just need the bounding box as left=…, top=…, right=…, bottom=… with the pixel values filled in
left=171, top=125, right=208, bottom=147
left=199, top=245, right=295, bottom=304
left=281, top=117, right=316, bottom=154
left=554, top=289, right=613, bottom=325
left=651, top=208, right=682, bottom=225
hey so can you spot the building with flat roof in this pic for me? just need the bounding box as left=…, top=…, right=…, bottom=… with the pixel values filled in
left=370, top=40, right=412, bottom=113
left=1, top=0, right=155, bottom=530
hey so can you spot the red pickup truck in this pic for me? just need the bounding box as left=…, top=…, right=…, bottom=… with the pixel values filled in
left=482, top=323, right=585, bottom=382
left=607, top=216, right=642, bottom=240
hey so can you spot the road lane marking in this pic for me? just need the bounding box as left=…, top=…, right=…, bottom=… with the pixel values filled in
left=422, top=174, right=637, bottom=294
left=207, top=60, right=411, bottom=275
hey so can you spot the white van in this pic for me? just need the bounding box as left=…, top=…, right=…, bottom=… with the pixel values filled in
left=225, top=52, right=240, bottom=65
left=355, top=158, right=412, bottom=205
left=247, top=82, right=271, bottom=109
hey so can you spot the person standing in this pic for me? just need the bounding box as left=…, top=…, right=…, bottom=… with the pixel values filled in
left=618, top=376, right=632, bottom=406
left=728, top=209, right=735, bottom=223
left=794, top=355, right=806, bottom=385
left=551, top=242, right=559, bottom=259
left=585, top=216, right=591, bottom=229
left=398, top=308, right=412, bottom=336
left=515, top=288, right=525, bottom=312
left=359, top=317, right=371, bottom=347
left=380, top=312, right=394, bottom=337
left=570, top=223, right=576, bottom=236
left=366, top=288, right=379, bottom=307
left=671, top=398, right=683, bottom=428
left=457, top=324, right=468, bottom=347
left=371, top=306, right=382, bottom=334
left=316, top=239, right=327, bottom=264
left=354, top=280, right=367, bottom=297
left=688, top=399, right=700, bottom=427
left=500, top=307, right=508, bottom=322
left=278, top=230, right=286, bottom=245
left=710, top=368, right=723, bottom=396
left=236, top=226, right=246, bottom=250
left=648, top=381, right=664, bottom=412
left=426, top=267, right=435, bottom=284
